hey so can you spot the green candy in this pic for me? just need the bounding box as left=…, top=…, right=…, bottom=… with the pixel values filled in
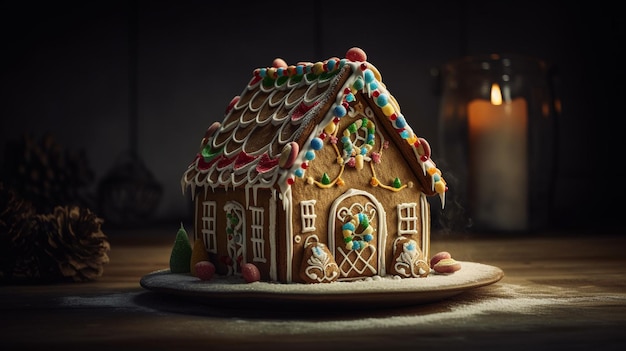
left=393, top=177, right=402, bottom=189
left=169, top=223, right=192, bottom=273
left=321, top=173, right=331, bottom=185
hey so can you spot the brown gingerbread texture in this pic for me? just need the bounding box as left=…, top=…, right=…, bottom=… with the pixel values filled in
left=179, top=47, right=449, bottom=284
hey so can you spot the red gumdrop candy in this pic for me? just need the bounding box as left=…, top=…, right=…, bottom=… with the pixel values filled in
left=195, top=261, right=216, bottom=281
left=241, top=263, right=261, bottom=283
left=346, top=47, right=367, bottom=62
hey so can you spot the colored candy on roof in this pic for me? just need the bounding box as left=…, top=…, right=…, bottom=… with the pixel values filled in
left=181, top=47, right=447, bottom=207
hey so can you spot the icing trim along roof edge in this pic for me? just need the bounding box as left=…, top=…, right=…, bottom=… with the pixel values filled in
left=181, top=47, right=447, bottom=207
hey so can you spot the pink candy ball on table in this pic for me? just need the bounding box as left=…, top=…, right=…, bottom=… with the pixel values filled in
left=430, top=251, right=451, bottom=268
left=195, top=261, right=216, bottom=281
left=241, top=263, right=261, bottom=283
left=346, top=47, right=367, bottom=62
left=433, top=258, right=462, bottom=274
left=430, top=251, right=461, bottom=274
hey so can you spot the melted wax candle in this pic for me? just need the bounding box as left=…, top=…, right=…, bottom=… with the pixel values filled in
left=467, top=89, right=528, bottom=231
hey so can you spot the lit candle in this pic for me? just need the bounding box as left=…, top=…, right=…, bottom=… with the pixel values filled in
left=467, top=83, right=528, bottom=231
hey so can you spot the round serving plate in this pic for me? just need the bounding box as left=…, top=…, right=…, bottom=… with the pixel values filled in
left=140, top=261, right=503, bottom=308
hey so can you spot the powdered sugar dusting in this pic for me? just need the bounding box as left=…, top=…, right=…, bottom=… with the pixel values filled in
left=66, top=281, right=626, bottom=337
left=141, top=261, right=502, bottom=296
left=204, top=283, right=626, bottom=336
left=140, top=261, right=626, bottom=337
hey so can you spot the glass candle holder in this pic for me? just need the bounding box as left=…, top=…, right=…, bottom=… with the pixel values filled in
left=436, top=54, right=558, bottom=233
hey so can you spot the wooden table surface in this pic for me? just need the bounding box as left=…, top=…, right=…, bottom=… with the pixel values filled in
left=1, top=229, right=625, bottom=350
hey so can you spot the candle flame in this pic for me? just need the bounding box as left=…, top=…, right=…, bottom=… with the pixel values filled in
left=490, top=83, right=503, bottom=106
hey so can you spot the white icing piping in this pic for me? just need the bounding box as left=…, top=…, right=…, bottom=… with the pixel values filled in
left=283, top=186, right=294, bottom=282
left=276, top=67, right=352, bottom=196
left=269, top=189, right=278, bottom=281
left=277, top=64, right=363, bottom=191
left=245, top=90, right=266, bottom=113
left=180, top=56, right=448, bottom=284
left=420, top=193, right=430, bottom=260
left=327, top=188, right=387, bottom=279
left=224, top=201, right=246, bottom=276
left=193, top=195, right=199, bottom=241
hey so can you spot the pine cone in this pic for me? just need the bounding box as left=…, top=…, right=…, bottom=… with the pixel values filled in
left=3, top=205, right=111, bottom=283
left=0, top=183, right=36, bottom=281
left=0, top=182, right=35, bottom=234
left=8, top=216, right=58, bottom=283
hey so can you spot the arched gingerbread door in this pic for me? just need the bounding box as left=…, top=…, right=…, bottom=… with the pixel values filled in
left=328, top=188, right=387, bottom=281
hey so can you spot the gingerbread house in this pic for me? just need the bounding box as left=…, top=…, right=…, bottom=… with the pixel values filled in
left=181, top=48, right=447, bottom=284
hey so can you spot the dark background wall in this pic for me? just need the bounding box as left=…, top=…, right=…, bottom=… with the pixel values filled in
left=1, top=1, right=623, bottom=233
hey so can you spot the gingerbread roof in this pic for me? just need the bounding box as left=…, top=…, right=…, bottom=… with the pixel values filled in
left=181, top=48, right=447, bottom=205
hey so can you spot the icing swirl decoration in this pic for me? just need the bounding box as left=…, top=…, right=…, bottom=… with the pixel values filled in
left=342, top=212, right=374, bottom=250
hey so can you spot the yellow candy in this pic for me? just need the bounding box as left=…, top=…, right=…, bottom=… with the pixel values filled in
left=355, top=154, right=364, bottom=170
left=381, top=104, right=395, bottom=117
left=427, top=167, right=442, bottom=176
left=435, top=180, right=446, bottom=194
left=267, top=67, right=277, bottom=79
left=388, top=94, right=401, bottom=114
left=324, top=122, right=336, bottom=134
left=313, top=62, right=324, bottom=74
